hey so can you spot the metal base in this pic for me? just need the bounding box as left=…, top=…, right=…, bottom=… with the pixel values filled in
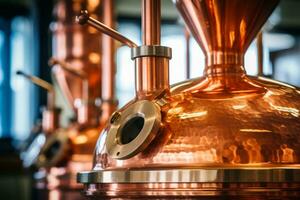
left=77, top=168, right=300, bottom=199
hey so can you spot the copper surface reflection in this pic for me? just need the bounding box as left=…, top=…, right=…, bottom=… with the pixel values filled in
left=79, top=0, right=300, bottom=198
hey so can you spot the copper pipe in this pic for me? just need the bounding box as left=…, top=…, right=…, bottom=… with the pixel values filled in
left=76, top=0, right=168, bottom=99
left=76, top=10, right=137, bottom=48
left=135, top=56, right=170, bottom=98
left=184, top=28, right=191, bottom=79
left=257, top=31, right=264, bottom=76
left=16, top=71, right=55, bottom=109
left=41, top=108, right=60, bottom=134
left=142, top=0, right=161, bottom=45
left=136, top=0, right=169, bottom=98
left=49, top=58, right=90, bottom=125
left=101, top=0, right=117, bottom=121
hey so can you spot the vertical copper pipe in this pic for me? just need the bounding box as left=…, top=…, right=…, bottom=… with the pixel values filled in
left=135, top=57, right=169, bottom=98
left=257, top=31, right=264, bottom=76
left=185, top=28, right=191, bottom=79
left=101, top=0, right=117, bottom=120
left=42, top=108, right=60, bottom=134
left=142, top=0, right=161, bottom=45
left=136, top=0, right=169, bottom=99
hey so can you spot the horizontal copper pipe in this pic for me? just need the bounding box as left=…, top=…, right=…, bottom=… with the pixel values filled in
left=76, top=10, right=137, bottom=48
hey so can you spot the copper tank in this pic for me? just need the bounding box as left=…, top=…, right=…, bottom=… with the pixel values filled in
left=78, top=0, right=300, bottom=199
left=33, top=0, right=117, bottom=199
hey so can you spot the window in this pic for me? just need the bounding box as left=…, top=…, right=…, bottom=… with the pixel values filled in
left=0, top=16, right=37, bottom=140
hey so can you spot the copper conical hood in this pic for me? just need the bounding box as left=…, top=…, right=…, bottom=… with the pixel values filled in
left=174, top=0, right=279, bottom=57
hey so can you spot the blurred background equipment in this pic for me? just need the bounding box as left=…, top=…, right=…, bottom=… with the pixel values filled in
left=31, top=0, right=117, bottom=199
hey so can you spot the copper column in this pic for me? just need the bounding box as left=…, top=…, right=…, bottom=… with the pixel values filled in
left=101, top=0, right=118, bottom=124
left=136, top=0, right=169, bottom=99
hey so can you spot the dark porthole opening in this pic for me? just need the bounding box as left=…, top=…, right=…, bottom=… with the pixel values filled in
left=120, top=116, right=145, bottom=144
left=44, top=140, right=61, bottom=160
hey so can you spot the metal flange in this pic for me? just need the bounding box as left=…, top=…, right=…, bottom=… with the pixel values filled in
left=78, top=168, right=300, bottom=184
left=106, top=100, right=161, bottom=160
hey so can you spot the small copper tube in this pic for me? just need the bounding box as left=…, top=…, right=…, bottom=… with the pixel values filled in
left=76, top=10, right=137, bottom=48
left=257, top=31, right=264, bottom=76
left=16, top=71, right=59, bottom=133
left=101, top=0, right=117, bottom=121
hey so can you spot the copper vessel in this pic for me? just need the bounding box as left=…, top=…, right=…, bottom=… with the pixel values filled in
left=50, top=0, right=103, bottom=126
left=34, top=0, right=117, bottom=199
left=77, top=0, right=300, bottom=199
left=16, top=71, right=61, bottom=168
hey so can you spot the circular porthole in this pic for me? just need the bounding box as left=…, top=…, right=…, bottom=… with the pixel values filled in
left=119, top=116, right=145, bottom=145
left=106, top=100, right=161, bottom=160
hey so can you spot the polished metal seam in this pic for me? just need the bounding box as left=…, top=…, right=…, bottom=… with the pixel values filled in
left=78, top=168, right=300, bottom=184
left=131, top=45, right=172, bottom=59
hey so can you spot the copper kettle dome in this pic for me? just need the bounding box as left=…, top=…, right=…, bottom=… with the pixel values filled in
left=78, top=0, right=300, bottom=198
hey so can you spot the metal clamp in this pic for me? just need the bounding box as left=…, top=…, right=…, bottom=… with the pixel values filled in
left=131, top=45, right=172, bottom=59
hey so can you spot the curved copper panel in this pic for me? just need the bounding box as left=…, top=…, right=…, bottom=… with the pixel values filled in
left=92, top=0, right=300, bottom=177
left=174, top=0, right=279, bottom=56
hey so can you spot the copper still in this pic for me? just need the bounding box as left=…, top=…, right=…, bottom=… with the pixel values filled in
left=16, top=71, right=61, bottom=169
left=33, top=0, right=117, bottom=199
left=77, top=0, right=300, bottom=199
